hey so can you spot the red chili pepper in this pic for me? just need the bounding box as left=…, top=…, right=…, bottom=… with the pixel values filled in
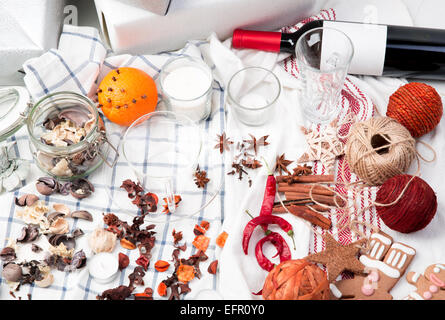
left=259, top=174, right=277, bottom=232
left=269, top=232, right=291, bottom=261
left=242, top=215, right=295, bottom=254
left=255, top=232, right=291, bottom=271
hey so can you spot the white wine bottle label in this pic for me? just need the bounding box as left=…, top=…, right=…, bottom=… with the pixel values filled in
left=323, top=21, right=387, bottom=76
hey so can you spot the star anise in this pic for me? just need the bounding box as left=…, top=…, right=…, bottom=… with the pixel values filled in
left=215, top=132, right=233, bottom=154
left=293, top=164, right=313, bottom=176
left=194, top=166, right=210, bottom=188
left=243, top=134, right=269, bottom=155
left=275, top=153, right=293, bottom=175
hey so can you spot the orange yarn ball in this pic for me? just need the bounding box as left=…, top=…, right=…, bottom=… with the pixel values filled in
left=262, top=259, right=330, bottom=300
left=387, top=82, right=443, bottom=138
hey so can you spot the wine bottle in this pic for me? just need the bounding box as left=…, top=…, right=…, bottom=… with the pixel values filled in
left=232, top=20, right=445, bottom=80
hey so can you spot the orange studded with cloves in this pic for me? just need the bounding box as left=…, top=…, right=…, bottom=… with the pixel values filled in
left=97, top=67, right=158, bottom=126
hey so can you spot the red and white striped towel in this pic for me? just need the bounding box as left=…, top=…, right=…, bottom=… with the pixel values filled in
left=280, top=8, right=381, bottom=254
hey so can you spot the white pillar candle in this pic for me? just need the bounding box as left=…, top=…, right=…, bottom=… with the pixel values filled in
left=161, top=64, right=212, bottom=122
left=88, top=252, right=119, bottom=284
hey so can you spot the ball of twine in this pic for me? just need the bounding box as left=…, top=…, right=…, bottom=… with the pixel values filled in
left=345, top=117, right=416, bottom=186
left=387, top=82, right=443, bottom=138
left=262, top=259, right=330, bottom=300
left=376, top=174, right=437, bottom=233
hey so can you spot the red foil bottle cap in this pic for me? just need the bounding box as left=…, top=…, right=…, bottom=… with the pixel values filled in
left=232, top=29, right=282, bottom=52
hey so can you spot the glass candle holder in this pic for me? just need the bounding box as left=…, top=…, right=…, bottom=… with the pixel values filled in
left=159, top=56, right=213, bottom=123
left=227, top=67, right=281, bottom=126
left=122, top=111, right=204, bottom=222
left=26, top=91, right=116, bottom=180
left=296, top=27, right=354, bottom=124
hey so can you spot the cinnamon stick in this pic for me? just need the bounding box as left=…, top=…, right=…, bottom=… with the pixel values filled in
left=276, top=175, right=335, bottom=184
left=272, top=204, right=330, bottom=214
left=284, top=192, right=345, bottom=207
left=274, top=199, right=315, bottom=206
left=277, top=183, right=335, bottom=196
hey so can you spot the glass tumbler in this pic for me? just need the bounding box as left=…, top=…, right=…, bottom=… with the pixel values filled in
left=296, top=27, right=354, bottom=124
left=227, top=67, right=281, bottom=126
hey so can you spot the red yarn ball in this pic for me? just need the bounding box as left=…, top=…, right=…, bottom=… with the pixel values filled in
left=376, top=174, right=437, bottom=233
left=387, top=82, right=443, bottom=138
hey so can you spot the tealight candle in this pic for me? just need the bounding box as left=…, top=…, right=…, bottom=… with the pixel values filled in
left=88, top=252, right=119, bottom=284
left=160, top=57, right=213, bottom=122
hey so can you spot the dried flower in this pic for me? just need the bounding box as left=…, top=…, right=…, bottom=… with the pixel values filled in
left=208, top=260, right=218, bottom=274
left=154, top=260, right=170, bottom=272
left=128, top=266, right=146, bottom=288
left=176, top=264, right=195, bottom=283
left=120, top=238, right=136, bottom=250
left=97, top=285, right=133, bottom=300
left=134, top=287, right=154, bottom=300
left=157, top=282, right=168, bottom=297
left=172, top=229, right=183, bottom=244
left=118, top=253, right=130, bottom=271
left=120, top=179, right=158, bottom=214
left=88, top=228, right=116, bottom=254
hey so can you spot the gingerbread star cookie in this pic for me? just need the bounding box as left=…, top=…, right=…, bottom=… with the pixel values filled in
left=298, top=119, right=344, bottom=173
left=330, top=231, right=416, bottom=300
left=305, top=233, right=366, bottom=282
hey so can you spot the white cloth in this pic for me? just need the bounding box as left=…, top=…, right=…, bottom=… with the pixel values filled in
left=23, top=24, right=108, bottom=101
left=6, top=0, right=445, bottom=301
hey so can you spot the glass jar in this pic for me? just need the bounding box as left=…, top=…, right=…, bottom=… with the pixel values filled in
left=26, top=91, right=115, bottom=180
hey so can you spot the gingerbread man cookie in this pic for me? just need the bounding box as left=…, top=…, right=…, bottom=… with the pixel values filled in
left=404, top=264, right=445, bottom=300
left=329, top=231, right=416, bottom=300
